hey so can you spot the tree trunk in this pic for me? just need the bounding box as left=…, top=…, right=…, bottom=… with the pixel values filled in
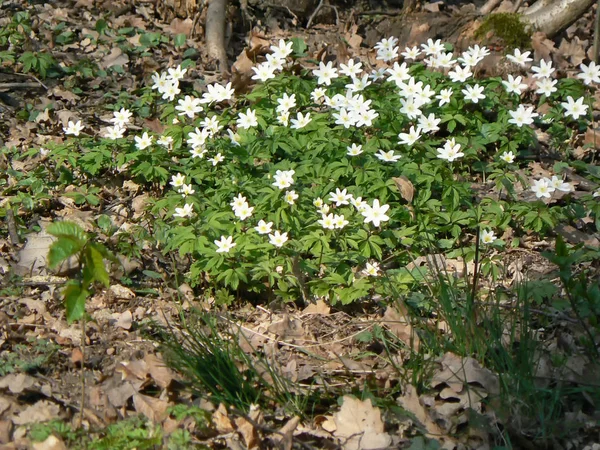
left=522, top=0, right=595, bottom=37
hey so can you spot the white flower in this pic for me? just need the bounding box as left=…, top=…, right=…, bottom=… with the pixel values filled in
left=167, top=65, right=187, bottom=81
left=333, top=214, right=349, bottom=229
left=535, top=78, right=558, bottom=96
left=346, top=74, right=371, bottom=92
left=313, top=61, right=338, bottom=85
left=401, top=46, right=421, bottom=60
left=237, top=108, right=258, bottom=129
left=351, top=196, right=367, bottom=212
left=170, top=173, right=186, bottom=188
left=437, top=138, right=463, bottom=162
left=530, top=178, right=552, bottom=198
left=361, top=199, right=390, bottom=227
left=179, top=184, right=195, bottom=197
left=161, top=81, right=181, bottom=101
left=578, top=61, right=600, bottom=85
left=531, top=59, right=555, bottom=79
left=362, top=261, right=380, bottom=277
left=370, top=68, right=387, bottom=81
left=270, top=39, right=293, bottom=60
left=418, top=113, right=440, bottom=134
left=311, top=87, right=327, bottom=103
left=502, top=74, right=527, bottom=95
left=508, top=104, right=539, bottom=127
left=561, top=96, right=588, bottom=120
left=436, top=88, right=453, bottom=106
left=329, top=188, right=352, bottom=206
left=215, top=235, right=236, bottom=253
left=201, top=82, right=235, bottom=104
left=175, top=96, right=203, bottom=118
left=39, top=147, right=49, bottom=157
left=135, top=132, right=153, bottom=150
left=387, top=62, right=411, bottom=86
left=201, top=116, right=223, bottom=135
left=157, top=135, right=173, bottom=147
left=190, top=147, right=207, bottom=158
left=268, top=230, right=288, bottom=247
left=255, top=220, right=274, bottom=234
left=104, top=125, right=125, bottom=140
left=251, top=62, right=276, bottom=82
left=227, top=129, right=241, bottom=146
left=318, top=213, right=336, bottom=230
left=347, top=143, right=363, bottom=156
left=234, top=203, right=254, bottom=220
left=208, top=153, right=224, bottom=166
left=111, top=108, right=132, bottom=127
left=276, top=93, right=296, bottom=113
left=339, top=59, right=363, bottom=77
left=230, top=193, right=247, bottom=210
left=290, top=112, right=311, bottom=129
left=397, top=77, right=423, bottom=98
left=277, top=111, right=290, bottom=126
left=421, top=38, right=445, bottom=56
left=284, top=190, right=298, bottom=205
left=400, top=97, right=421, bottom=119
left=265, top=53, right=284, bottom=72
left=506, top=48, right=532, bottom=66
left=272, top=169, right=295, bottom=189
left=151, top=72, right=170, bottom=92
left=545, top=175, right=572, bottom=192
left=462, top=84, right=485, bottom=103
left=481, top=229, right=497, bottom=244
left=448, top=65, right=473, bottom=83
left=398, top=125, right=422, bottom=146
left=435, top=52, right=456, bottom=68
left=64, top=120, right=84, bottom=136
left=500, top=151, right=515, bottom=163
left=375, top=150, right=401, bottom=162
left=313, top=197, right=324, bottom=208
left=174, top=203, right=194, bottom=218
left=333, top=108, right=356, bottom=128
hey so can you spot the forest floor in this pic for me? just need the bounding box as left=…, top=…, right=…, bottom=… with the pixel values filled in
left=1, top=0, right=600, bottom=448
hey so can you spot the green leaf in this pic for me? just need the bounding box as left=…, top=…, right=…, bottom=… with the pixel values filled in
left=174, top=34, right=187, bottom=47
left=63, top=281, right=89, bottom=323
left=47, top=237, right=82, bottom=268
left=87, top=245, right=110, bottom=287
left=46, top=221, right=88, bottom=244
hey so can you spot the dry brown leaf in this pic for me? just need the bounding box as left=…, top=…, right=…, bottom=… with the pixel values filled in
left=106, top=382, right=137, bottom=408
left=15, top=229, right=55, bottom=277
left=271, top=415, right=300, bottom=450
left=431, top=353, right=499, bottom=395
left=0, top=374, right=36, bottom=394
left=144, top=354, right=175, bottom=389
left=333, top=396, right=392, bottom=450
left=112, top=310, right=133, bottom=330
left=398, top=385, right=444, bottom=438
left=234, top=407, right=262, bottom=449
left=133, top=393, right=169, bottom=423
left=0, top=419, right=13, bottom=445
left=101, top=47, right=129, bottom=69
left=32, top=435, right=67, bottom=450
left=13, top=400, right=60, bottom=425
left=267, top=315, right=304, bottom=339
left=382, top=306, right=420, bottom=351
left=117, top=359, right=149, bottom=382
left=392, top=176, right=415, bottom=203
left=531, top=32, right=556, bottom=62
left=302, top=299, right=330, bottom=315
left=557, top=37, right=587, bottom=67
left=213, top=403, right=235, bottom=433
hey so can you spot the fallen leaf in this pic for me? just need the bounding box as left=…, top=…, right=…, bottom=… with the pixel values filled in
left=333, top=396, right=392, bottom=450
left=398, top=385, right=444, bottom=438
left=0, top=419, right=13, bottom=444
left=302, top=299, right=330, bottom=315
left=133, top=393, right=169, bottom=423
left=271, top=416, right=300, bottom=450
left=0, top=373, right=36, bottom=394
left=392, top=176, right=414, bottom=203
left=383, top=306, right=420, bottom=350
left=213, top=403, right=235, bottom=433
left=431, top=353, right=499, bottom=395
left=144, top=354, right=175, bottom=389
left=531, top=32, right=556, bottom=62
left=112, top=310, right=133, bottom=330
left=15, top=229, right=55, bottom=277
left=13, top=400, right=60, bottom=425
left=32, top=435, right=67, bottom=450
left=101, top=47, right=129, bottom=69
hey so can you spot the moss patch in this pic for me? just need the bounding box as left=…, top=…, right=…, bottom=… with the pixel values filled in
left=475, top=12, right=531, bottom=50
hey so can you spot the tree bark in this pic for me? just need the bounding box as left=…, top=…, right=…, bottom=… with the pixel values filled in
left=522, top=0, right=595, bottom=37
left=205, top=0, right=229, bottom=72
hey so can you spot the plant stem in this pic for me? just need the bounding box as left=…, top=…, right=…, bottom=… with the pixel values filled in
left=78, top=313, right=86, bottom=429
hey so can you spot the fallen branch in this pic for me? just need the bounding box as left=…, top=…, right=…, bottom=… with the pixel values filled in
left=205, top=0, right=229, bottom=72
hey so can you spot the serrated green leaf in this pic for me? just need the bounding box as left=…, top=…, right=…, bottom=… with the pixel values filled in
left=48, top=237, right=82, bottom=268
left=46, top=221, right=87, bottom=244
left=63, top=281, right=89, bottom=323
left=87, top=245, right=109, bottom=287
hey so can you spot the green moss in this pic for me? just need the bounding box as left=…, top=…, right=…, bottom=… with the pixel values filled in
left=475, top=12, right=531, bottom=50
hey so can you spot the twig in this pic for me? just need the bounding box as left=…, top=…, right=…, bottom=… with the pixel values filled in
left=594, top=0, right=600, bottom=63
left=5, top=208, right=20, bottom=246
left=306, top=0, right=339, bottom=28
left=0, top=82, right=44, bottom=90
left=355, top=9, right=403, bottom=15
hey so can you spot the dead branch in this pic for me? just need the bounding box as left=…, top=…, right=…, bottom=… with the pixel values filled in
left=480, top=0, right=503, bottom=15
left=522, top=0, right=595, bottom=37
